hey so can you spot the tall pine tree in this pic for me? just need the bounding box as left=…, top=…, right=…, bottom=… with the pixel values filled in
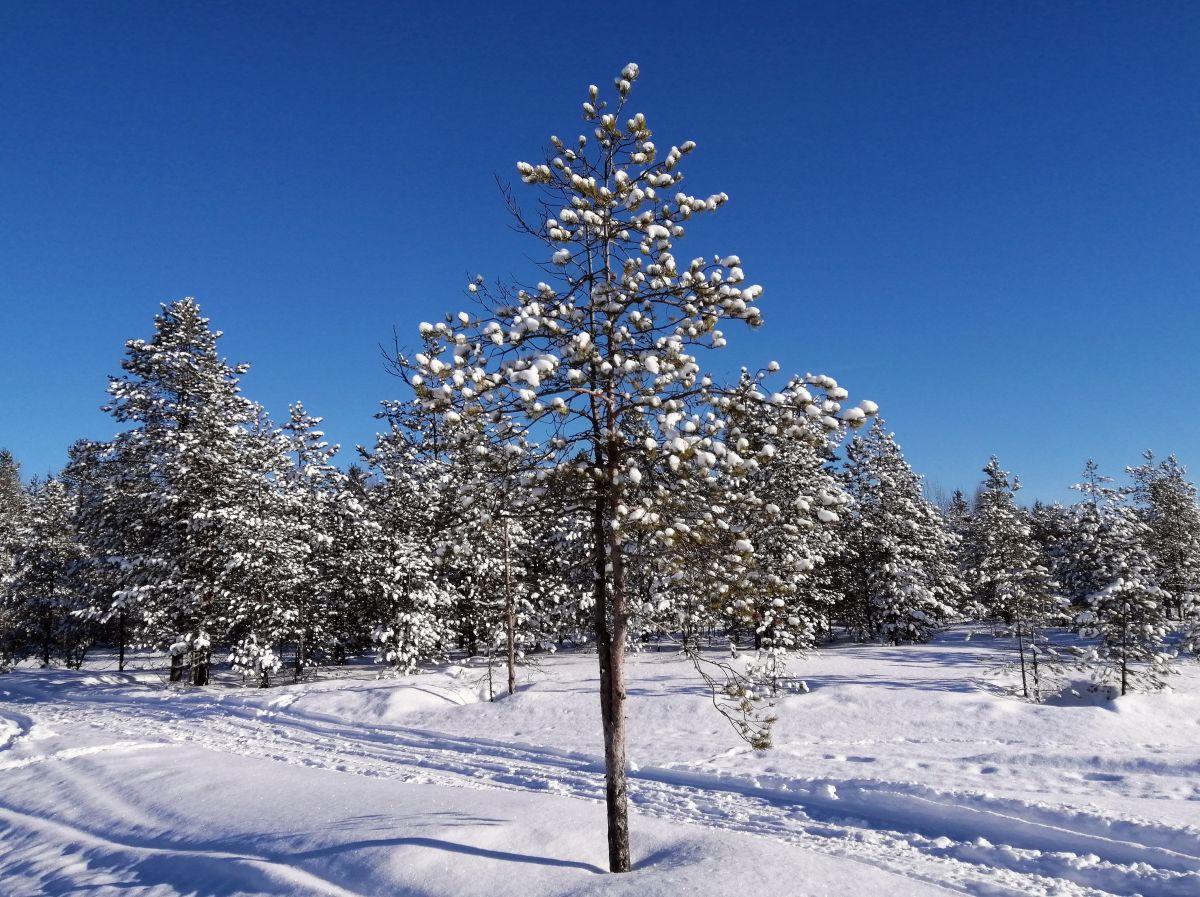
left=397, top=65, right=874, bottom=871
left=840, top=421, right=964, bottom=643
left=87, top=299, right=266, bottom=684
left=961, top=458, right=1062, bottom=700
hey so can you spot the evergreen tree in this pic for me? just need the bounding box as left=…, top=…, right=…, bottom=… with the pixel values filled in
left=362, top=401, right=460, bottom=674
left=720, top=372, right=854, bottom=656
left=87, top=298, right=266, bottom=684
left=940, top=488, right=986, bottom=619
left=1128, top=452, right=1200, bottom=622
left=396, top=64, right=873, bottom=871
left=962, top=458, right=1063, bottom=699
left=63, top=439, right=142, bottom=670
left=944, top=489, right=972, bottom=535
left=0, top=450, right=25, bottom=669
left=277, top=403, right=349, bottom=679
left=1051, top=462, right=1113, bottom=612
left=839, top=421, right=963, bottom=643
left=0, top=450, right=21, bottom=577
left=1072, top=461, right=1175, bottom=695
left=2, top=477, right=92, bottom=668
left=1028, top=500, right=1071, bottom=581
left=218, top=410, right=301, bottom=687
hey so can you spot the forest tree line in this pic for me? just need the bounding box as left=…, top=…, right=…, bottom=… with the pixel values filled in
left=1, top=297, right=1197, bottom=704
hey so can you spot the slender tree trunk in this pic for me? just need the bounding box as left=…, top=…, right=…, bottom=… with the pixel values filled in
left=486, top=647, right=495, bottom=702
left=41, top=610, right=52, bottom=667
left=192, top=649, right=209, bottom=686
left=117, top=609, right=126, bottom=672
left=593, top=490, right=631, bottom=873
left=504, top=518, right=516, bottom=697
left=1113, top=606, right=1123, bottom=695
left=1016, top=621, right=1029, bottom=699
left=294, top=627, right=305, bottom=683
left=606, top=506, right=631, bottom=873
left=1031, top=647, right=1040, bottom=703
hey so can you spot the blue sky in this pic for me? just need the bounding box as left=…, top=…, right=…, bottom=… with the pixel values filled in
left=1, top=1, right=1197, bottom=502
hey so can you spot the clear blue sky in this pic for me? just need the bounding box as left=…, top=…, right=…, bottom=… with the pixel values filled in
left=2, top=1, right=1197, bottom=502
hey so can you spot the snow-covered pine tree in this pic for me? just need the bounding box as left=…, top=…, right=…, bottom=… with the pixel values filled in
left=361, top=401, right=459, bottom=674
left=398, top=64, right=874, bottom=871
left=0, top=450, right=21, bottom=576
left=276, top=402, right=348, bottom=680
left=717, top=371, right=858, bottom=656
left=962, top=458, right=1062, bottom=700
left=1028, top=500, right=1075, bottom=618
left=2, top=476, right=92, bottom=668
left=1071, top=461, right=1175, bottom=695
left=61, top=440, right=133, bottom=670
left=1127, top=452, right=1200, bottom=623
left=839, top=421, right=963, bottom=643
left=944, top=489, right=972, bottom=535
left=217, top=410, right=303, bottom=687
left=1052, top=462, right=1114, bottom=613
left=0, top=450, right=24, bottom=669
left=941, top=488, right=986, bottom=620
left=313, top=464, right=389, bottom=665
left=89, top=298, right=266, bottom=684
left=439, top=414, right=573, bottom=696
left=524, top=500, right=594, bottom=649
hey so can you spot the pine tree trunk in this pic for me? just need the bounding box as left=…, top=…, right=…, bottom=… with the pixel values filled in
left=294, top=628, right=305, bottom=683
left=504, top=518, right=516, bottom=697
left=1031, top=648, right=1040, bottom=703
left=192, top=650, right=209, bottom=686
left=117, top=609, right=126, bottom=672
left=1119, top=604, right=1129, bottom=697
left=169, top=650, right=184, bottom=683
left=41, top=611, right=52, bottom=667
left=1016, top=623, right=1029, bottom=699
left=592, top=494, right=631, bottom=873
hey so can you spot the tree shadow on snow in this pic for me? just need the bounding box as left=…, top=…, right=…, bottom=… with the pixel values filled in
left=291, top=836, right=605, bottom=873
left=800, top=645, right=998, bottom=694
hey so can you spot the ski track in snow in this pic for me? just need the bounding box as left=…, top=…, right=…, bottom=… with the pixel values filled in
left=4, top=680, right=1198, bottom=897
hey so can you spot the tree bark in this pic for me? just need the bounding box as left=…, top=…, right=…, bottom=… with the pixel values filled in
left=593, top=478, right=631, bottom=873
left=294, top=627, right=306, bottom=683
left=117, top=609, right=126, bottom=672
left=41, top=611, right=52, bottom=667
left=192, top=649, right=209, bottom=686
left=1016, top=621, right=1029, bottom=699
left=504, top=518, right=516, bottom=697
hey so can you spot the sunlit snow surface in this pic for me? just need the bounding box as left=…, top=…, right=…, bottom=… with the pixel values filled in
left=1, top=630, right=1198, bottom=897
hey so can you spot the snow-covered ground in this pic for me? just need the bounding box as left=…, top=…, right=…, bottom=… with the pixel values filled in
left=1, top=630, right=1198, bottom=897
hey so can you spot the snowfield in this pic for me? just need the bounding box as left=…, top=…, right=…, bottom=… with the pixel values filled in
left=1, top=631, right=1198, bottom=897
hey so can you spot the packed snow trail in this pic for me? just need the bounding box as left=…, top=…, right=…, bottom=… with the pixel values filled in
left=3, top=675, right=1197, bottom=897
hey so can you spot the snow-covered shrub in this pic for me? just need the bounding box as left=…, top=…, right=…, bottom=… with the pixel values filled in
left=229, top=635, right=283, bottom=687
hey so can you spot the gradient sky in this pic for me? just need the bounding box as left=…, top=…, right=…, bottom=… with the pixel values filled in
left=2, top=1, right=1197, bottom=502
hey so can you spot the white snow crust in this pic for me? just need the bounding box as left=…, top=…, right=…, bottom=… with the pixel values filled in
left=1, top=629, right=1198, bottom=896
